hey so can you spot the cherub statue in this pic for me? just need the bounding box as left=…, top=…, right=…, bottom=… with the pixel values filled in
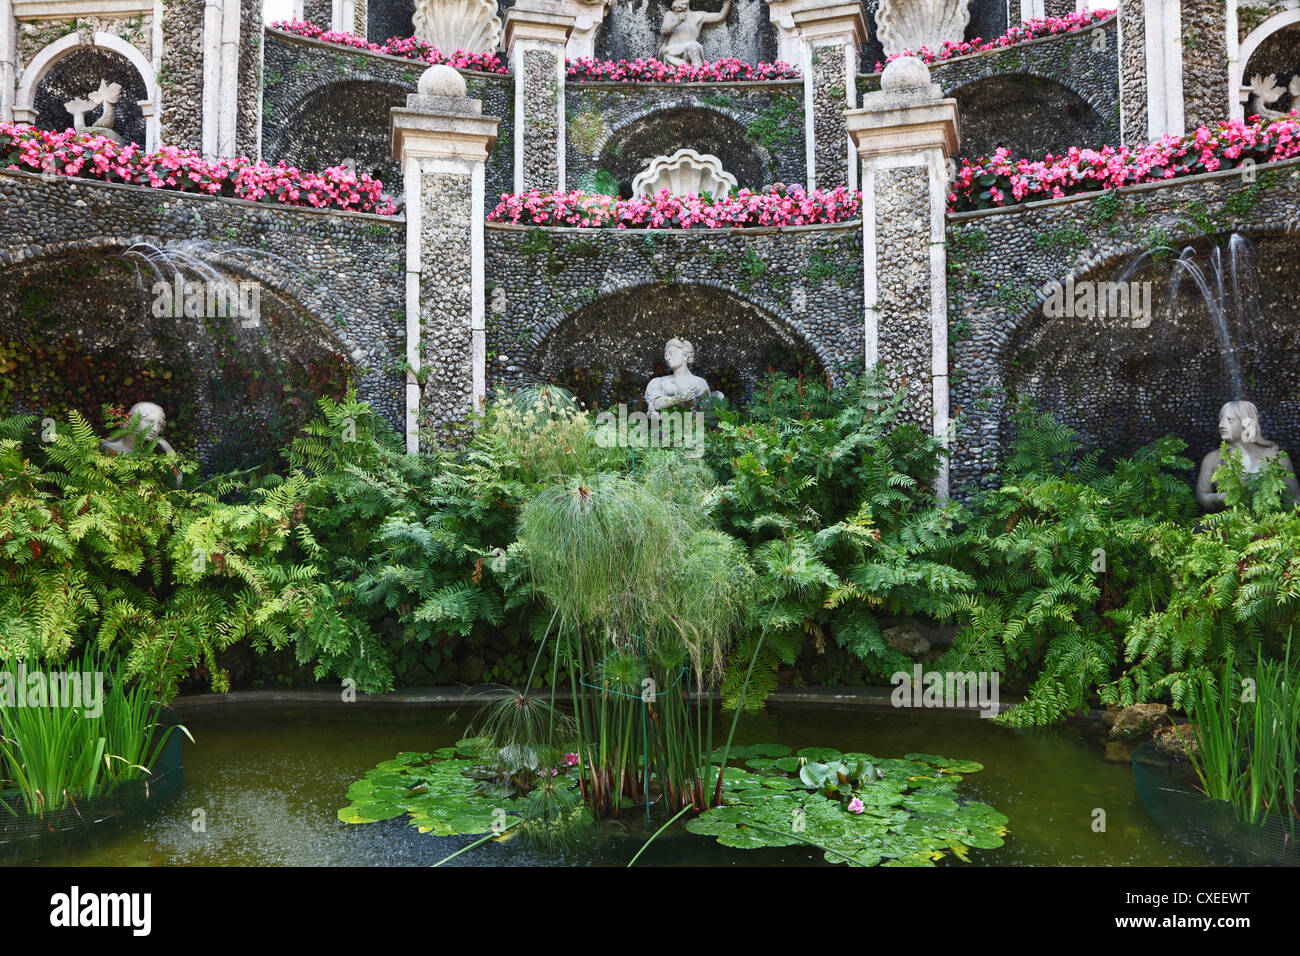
left=1196, top=400, right=1300, bottom=510
left=659, top=0, right=731, bottom=68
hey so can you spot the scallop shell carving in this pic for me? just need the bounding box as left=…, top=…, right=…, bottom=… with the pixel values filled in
left=631, top=149, right=738, bottom=198
left=875, top=0, right=971, bottom=57
left=412, top=0, right=503, bottom=54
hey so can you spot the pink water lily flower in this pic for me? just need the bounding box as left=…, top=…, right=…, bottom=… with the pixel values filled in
left=563, top=752, right=580, bottom=767
left=847, top=797, right=865, bottom=814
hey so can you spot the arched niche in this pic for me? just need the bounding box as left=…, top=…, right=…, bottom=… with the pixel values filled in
left=950, top=73, right=1112, bottom=161
left=1234, top=9, right=1300, bottom=121
left=600, top=106, right=770, bottom=196
left=15, top=32, right=160, bottom=150
left=0, top=247, right=356, bottom=472
left=525, top=281, right=823, bottom=410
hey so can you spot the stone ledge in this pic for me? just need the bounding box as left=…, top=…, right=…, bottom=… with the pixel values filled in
left=485, top=218, right=862, bottom=235
left=263, top=26, right=513, bottom=81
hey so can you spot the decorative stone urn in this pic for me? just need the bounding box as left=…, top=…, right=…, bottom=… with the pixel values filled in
left=874, top=0, right=971, bottom=58
left=631, top=149, right=737, bottom=198
left=412, top=0, right=503, bottom=53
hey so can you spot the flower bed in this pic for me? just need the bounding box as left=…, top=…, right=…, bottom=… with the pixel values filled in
left=948, top=115, right=1300, bottom=212
left=488, top=186, right=860, bottom=228
left=1, top=122, right=396, bottom=215
left=873, top=8, right=1115, bottom=70
left=566, top=56, right=799, bottom=83
left=270, top=19, right=508, bottom=74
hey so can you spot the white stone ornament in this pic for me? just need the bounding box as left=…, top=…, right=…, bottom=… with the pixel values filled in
left=412, top=0, right=504, bottom=54
left=65, top=79, right=124, bottom=144
left=875, top=0, right=971, bottom=57
left=631, top=149, right=738, bottom=198
left=418, top=63, right=469, bottom=98
left=879, top=55, right=932, bottom=91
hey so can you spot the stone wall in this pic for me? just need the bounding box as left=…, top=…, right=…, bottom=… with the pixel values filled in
left=860, top=0, right=1011, bottom=72
left=1180, top=0, right=1228, bottom=131
left=0, top=170, right=406, bottom=466
left=304, top=0, right=334, bottom=26
left=159, top=0, right=206, bottom=151
left=368, top=0, right=417, bottom=41
left=32, top=46, right=147, bottom=147
left=261, top=29, right=513, bottom=210
left=1117, top=0, right=1145, bottom=144
left=483, top=222, right=863, bottom=406
left=945, top=157, right=1300, bottom=493
left=565, top=81, right=805, bottom=193
left=859, top=15, right=1120, bottom=160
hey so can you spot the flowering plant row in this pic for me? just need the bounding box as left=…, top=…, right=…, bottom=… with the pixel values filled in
left=271, top=19, right=508, bottom=74
left=566, top=56, right=799, bottom=83
left=948, top=115, right=1300, bottom=212
left=1, top=123, right=396, bottom=215
left=488, top=186, right=860, bottom=229
left=874, top=8, right=1115, bottom=70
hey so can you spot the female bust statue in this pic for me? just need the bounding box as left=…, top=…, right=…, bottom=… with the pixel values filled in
left=644, top=338, right=715, bottom=421
left=101, top=402, right=181, bottom=486
left=1196, top=400, right=1300, bottom=510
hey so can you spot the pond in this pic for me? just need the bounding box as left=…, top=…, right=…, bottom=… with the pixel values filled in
left=36, top=699, right=1215, bottom=867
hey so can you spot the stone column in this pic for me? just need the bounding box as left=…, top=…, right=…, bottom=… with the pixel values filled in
left=1178, top=0, right=1229, bottom=131
left=1118, top=0, right=1184, bottom=144
left=1016, top=0, right=1078, bottom=21
left=201, top=0, right=263, bottom=159
left=0, top=0, right=15, bottom=124
left=792, top=1, right=866, bottom=191
left=767, top=0, right=820, bottom=65
left=846, top=57, right=959, bottom=495
left=391, top=66, right=501, bottom=452
left=301, top=0, right=331, bottom=26
left=504, top=0, right=575, bottom=194
left=330, top=0, right=366, bottom=35
left=555, top=0, right=611, bottom=60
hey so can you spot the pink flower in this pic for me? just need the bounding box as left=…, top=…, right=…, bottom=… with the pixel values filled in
left=563, top=752, right=579, bottom=767
left=847, top=797, right=865, bottom=814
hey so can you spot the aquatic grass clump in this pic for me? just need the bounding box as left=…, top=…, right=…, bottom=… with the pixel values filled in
left=517, top=473, right=755, bottom=813
left=0, top=652, right=189, bottom=816
left=1183, top=652, right=1300, bottom=834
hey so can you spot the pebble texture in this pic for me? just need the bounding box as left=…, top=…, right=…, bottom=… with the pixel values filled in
left=565, top=82, right=805, bottom=193
left=873, top=165, right=934, bottom=430
left=419, top=171, right=478, bottom=438
left=811, top=41, right=850, bottom=188
left=1180, top=0, right=1228, bottom=133
left=160, top=0, right=205, bottom=151
left=522, top=48, right=561, bottom=192
left=261, top=29, right=513, bottom=210
left=483, top=222, right=864, bottom=403
left=1239, top=2, right=1297, bottom=43
left=33, top=47, right=148, bottom=147
left=945, top=158, right=1300, bottom=494
left=1118, top=0, right=1146, bottom=145
left=0, top=170, right=406, bottom=459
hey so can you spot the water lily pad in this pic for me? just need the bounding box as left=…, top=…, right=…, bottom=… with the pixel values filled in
left=797, top=747, right=842, bottom=762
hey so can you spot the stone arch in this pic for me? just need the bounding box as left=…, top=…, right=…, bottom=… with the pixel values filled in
left=1000, top=221, right=1300, bottom=465
left=262, top=77, right=411, bottom=196
left=0, top=239, right=359, bottom=470
left=597, top=104, right=773, bottom=194
left=948, top=72, right=1114, bottom=160
left=520, top=279, right=827, bottom=408
left=15, top=32, right=161, bottom=150
left=1234, top=11, right=1300, bottom=120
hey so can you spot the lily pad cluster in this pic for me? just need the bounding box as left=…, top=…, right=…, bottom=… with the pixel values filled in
left=338, top=742, right=528, bottom=836
left=686, top=745, right=1009, bottom=866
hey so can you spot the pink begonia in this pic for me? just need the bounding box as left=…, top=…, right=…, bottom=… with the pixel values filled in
left=949, top=114, right=1300, bottom=212
left=1, top=122, right=395, bottom=215
left=271, top=20, right=508, bottom=74
left=874, top=9, right=1116, bottom=70
left=488, top=186, right=861, bottom=229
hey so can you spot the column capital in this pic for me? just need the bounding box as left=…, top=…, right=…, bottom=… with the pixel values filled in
left=847, top=62, right=960, bottom=161
left=391, top=84, right=501, bottom=166
left=504, top=0, right=577, bottom=50
left=791, top=1, right=868, bottom=46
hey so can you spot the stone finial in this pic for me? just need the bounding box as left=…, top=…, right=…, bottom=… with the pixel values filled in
left=418, top=64, right=468, bottom=98
left=880, top=55, right=932, bottom=92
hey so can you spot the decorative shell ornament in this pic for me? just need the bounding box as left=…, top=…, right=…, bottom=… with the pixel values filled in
left=631, top=149, right=738, bottom=198
left=875, top=0, right=971, bottom=58
left=412, top=0, right=503, bottom=53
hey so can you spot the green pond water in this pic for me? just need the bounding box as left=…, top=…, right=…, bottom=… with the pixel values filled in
left=29, top=700, right=1216, bottom=867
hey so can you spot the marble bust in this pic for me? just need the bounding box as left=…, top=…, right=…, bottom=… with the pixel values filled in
left=1196, top=400, right=1300, bottom=510
left=659, top=0, right=730, bottom=68
left=102, top=402, right=181, bottom=485
left=645, top=338, right=717, bottom=420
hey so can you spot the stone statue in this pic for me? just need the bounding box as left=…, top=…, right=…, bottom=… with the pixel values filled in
left=65, top=80, right=124, bottom=144
left=1196, top=400, right=1300, bottom=510
left=659, top=0, right=731, bottom=68
left=102, top=402, right=181, bottom=485
left=645, top=338, right=719, bottom=420
left=1247, top=73, right=1300, bottom=122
